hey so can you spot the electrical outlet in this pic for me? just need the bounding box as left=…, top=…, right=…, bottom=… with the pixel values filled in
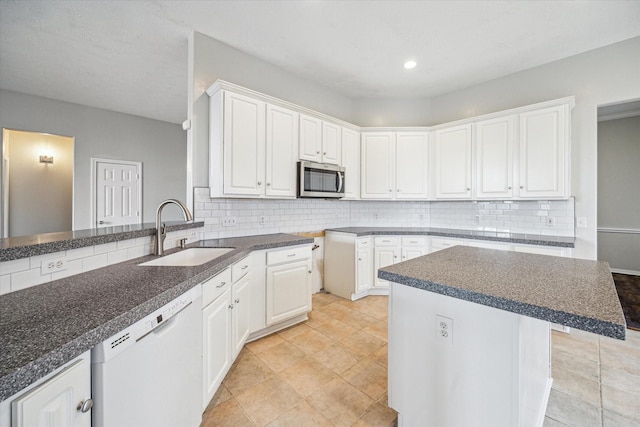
left=374, top=213, right=379, bottom=220
left=222, top=217, right=237, bottom=227
left=576, top=217, right=587, bottom=228
left=474, top=215, right=480, bottom=224
left=41, top=258, right=66, bottom=275
left=436, top=315, right=453, bottom=344
left=259, top=216, right=266, bottom=226
left=546, top=217, right=554, bottom=226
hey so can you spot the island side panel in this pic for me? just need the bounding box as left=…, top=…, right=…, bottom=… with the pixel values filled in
left=389, top=282, right=551, bottom=427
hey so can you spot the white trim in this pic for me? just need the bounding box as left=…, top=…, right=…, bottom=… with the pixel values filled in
left=598, top=109, right=640, bottom=122
left=610, top=268, right=640, bottom=276
left=90, top=158, right=143, bottom=228
left=597, top=227, right=640, bottom=235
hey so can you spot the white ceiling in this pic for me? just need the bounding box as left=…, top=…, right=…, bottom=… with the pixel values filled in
left=1, top=1, right=640, bottom=124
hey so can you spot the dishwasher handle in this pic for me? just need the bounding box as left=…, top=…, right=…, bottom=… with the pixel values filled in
left=136, top=300, right=193, bottom=342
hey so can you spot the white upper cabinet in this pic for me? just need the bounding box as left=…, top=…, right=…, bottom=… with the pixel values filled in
left=361, top=131, right=428, bottom=200
left=361, top=132, right=396, bottom=199
left=341, top=127, right=361, bottom=200
left=474, top=115, right=515, bottom=199
left=299, top=114, right=341, bottom=165
left=221, top=91, right=266, bottom=197
left=298, top=114, right=323, bottom=162
left=518, top=104, right=570, bottom=199
left=266, top=104, right=299, bottom=198
left=322, top=121, right=342, bottom=164
left=396, top=132, right=429, bottom=199
left=432, top=124, right=472, bottom=199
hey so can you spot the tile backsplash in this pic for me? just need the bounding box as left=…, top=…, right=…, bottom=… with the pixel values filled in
left=193, top=187, right=575, bottom=238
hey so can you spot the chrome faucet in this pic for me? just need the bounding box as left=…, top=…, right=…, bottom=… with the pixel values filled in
left=155, top=199, right=193, bottom=256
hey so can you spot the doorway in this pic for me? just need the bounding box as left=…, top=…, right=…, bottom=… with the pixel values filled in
left=91, top=158, right=142, bottom=228
left=1, top=128, right=74, bottom=237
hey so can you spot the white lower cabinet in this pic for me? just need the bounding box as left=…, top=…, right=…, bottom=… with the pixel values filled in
left=356, top=238, right=373, bottom=294
left=1, top=352, right=92, bottom=427
left=373, top=237, right=401, bottom=289
left=202, top=257, right=251, bottom=409
left=266, top=246, right=312, bottom=325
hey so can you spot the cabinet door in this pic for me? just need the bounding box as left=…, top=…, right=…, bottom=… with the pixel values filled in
left=475, top=116, right=515, bottom=199
left=356, top=248, right=372, bottom=294
left=299, top=114, right=323, bottom=162
left=361, top=132, right=395, bottom=199
left=519, top=105, right=569, bottom=199
left=396, top=132, right=429, bottom=199
left=266, top=104, right=298, bottom=198
left=223, top=92, right=266, bottom=196
left=322, top=121, right=341, bottom=165
left=12, top=357, right=91, bottom=427
left=374, top=245, right=400, bottom=288
left=202, top=289, right=231, bottom=408
left=401, top=247, right=426, bottom=261
left=266, top=259, right=311, bottom=325
left=341, top=128, right=361, bottom=199
left=433, top=125, right=472, bottom=199
left=231, top=274, right=251, bottom=358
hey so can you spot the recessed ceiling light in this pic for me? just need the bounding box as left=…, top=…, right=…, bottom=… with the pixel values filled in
left=404, top=60, right=417, bottom=69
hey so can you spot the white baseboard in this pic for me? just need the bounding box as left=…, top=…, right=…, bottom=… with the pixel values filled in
left=610, top=268, right=640, bottom=276
left=246, top=313, right=308, bottom=342
left=535, top=378, right=554, bottom=427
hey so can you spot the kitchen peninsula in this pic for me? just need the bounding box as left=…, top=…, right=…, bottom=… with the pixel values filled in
left=380, top=246, right=625, bottom=427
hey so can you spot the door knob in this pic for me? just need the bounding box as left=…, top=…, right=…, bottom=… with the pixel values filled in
left=77, top=399, right=94, bottom=413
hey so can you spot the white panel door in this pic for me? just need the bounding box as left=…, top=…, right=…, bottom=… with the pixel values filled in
left=519, top=105, right=569, bottom=198
left=321, top=121, right=341, bottom=165
left=202, top=289, right=231, bottom=409
left=266, top=104, right=298, bottom=198
left=266, top=259, right=311, bottom=325
left=433, top=125, right=472, bottom=199
left=95, top=161, right=141, bottom=228
left=341, top=128, right=361, bottom=199
left=374, top=246, right=400, bottom=288
left=231, top=274, right=251, bottom=358
left=361, top=132, right=395, bottom=199
left=475, top=116, right=515, bottom=199
left=401, top=247, right=426, bottom=261
left=356, top=248, right=372, bottom=294
left=298, top=114, right=323, bottom=162
left=12, top=358, right=91, bottom=427
left=396, top=132, right=428, bottom=199
left=223, top=92, right=266, bottom=196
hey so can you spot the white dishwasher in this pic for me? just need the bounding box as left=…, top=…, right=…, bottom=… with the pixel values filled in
left=92, top=285, right=202, bottom=427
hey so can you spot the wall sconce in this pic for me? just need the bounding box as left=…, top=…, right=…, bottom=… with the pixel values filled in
left=39, top=155, right=54, bottom=164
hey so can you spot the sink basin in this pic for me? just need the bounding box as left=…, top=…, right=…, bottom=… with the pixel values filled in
left=139, top=248, right=234, bottom=267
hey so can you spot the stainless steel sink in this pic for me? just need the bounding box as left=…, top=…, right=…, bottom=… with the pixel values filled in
left=138, top=248, right=234, bottom=267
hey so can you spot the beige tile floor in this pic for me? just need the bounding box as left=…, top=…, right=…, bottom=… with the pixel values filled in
left=201, top=292, right=640, bottom=426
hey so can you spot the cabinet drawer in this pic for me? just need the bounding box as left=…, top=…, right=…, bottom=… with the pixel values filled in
left=374, top=236, right=400, bottom=246
left=202, top=268, right=232, bottom=307
left=429, top=237, right=463, bottom=252
left=232, top=257, right=251, bottom=283
left=401, top=236, right=426, bottom=247
left=267, top=246, right=311, bottom=266
left=357, top=238, right=370, bottom=248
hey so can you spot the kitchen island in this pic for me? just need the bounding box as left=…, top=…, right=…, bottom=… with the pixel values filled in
left=379, top=246, right=625, bottom=427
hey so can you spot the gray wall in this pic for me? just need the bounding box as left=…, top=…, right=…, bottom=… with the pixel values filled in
left=0, top=90, right=187, bottom=230
left=597, top=115, right=640, bottom=272
left=189, top=32, right=353, bottom=189
left=353, top=37, right=640, bottom=260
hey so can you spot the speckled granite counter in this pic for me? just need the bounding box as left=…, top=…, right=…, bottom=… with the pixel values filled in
left=0, top=233, right=312, bottom=401
left=379, top=246, right=625, bottom=339
left=0, top=221, right=205, bottom=262
left=326, top=227, right=575, bottom=248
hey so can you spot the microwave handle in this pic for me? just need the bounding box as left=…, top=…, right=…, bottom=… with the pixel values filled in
left=337, top=171, right=344, bottom=193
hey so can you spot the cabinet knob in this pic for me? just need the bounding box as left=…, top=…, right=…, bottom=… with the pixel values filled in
left=308, top=270, right=312, bottom=274
left=77, top=399, right=94, bottom=413
left=235, top=298, right=240, bottom=304
left=397, top=189, right=401, bottom=192
left=257, top=181, right=262, bottom=185
left=267, top=182, right=271, bottom=186
left=358, top=258, right=362, bottom=261
left=520, top=186, right=524, bottom=189
left=466, top=188, right=471, bottom=191
left=229, top=304, right=234, bottom=309
left=323, top=152, right=327, bottom=155
left=394, top=256, right=398, bottom=259
left=389, top=189, right=392, bottom=192
left=316, top=150, right=320, bottom=154
left=508, top=186, right=512, bottom=190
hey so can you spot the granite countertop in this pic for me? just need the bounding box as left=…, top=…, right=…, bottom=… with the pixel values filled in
left=325, top=227, right=575, bottom=248
left=379, top=246, right=625, bottom=340
left=0, top=221, right=205, bottom=262
left=0, top=233, right=312, bottom=401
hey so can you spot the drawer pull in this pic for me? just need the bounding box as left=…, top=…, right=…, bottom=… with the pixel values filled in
left=287, top=254, right=296, bottom=257
left=241, top=265, right=248, bottom=270
left=216, top=281, right=226, bottom=288
left=235, top=298, right=240, bottom=304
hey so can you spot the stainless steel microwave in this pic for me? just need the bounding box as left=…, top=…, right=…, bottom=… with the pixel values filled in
left=297, top=161, right=345, bottom=198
